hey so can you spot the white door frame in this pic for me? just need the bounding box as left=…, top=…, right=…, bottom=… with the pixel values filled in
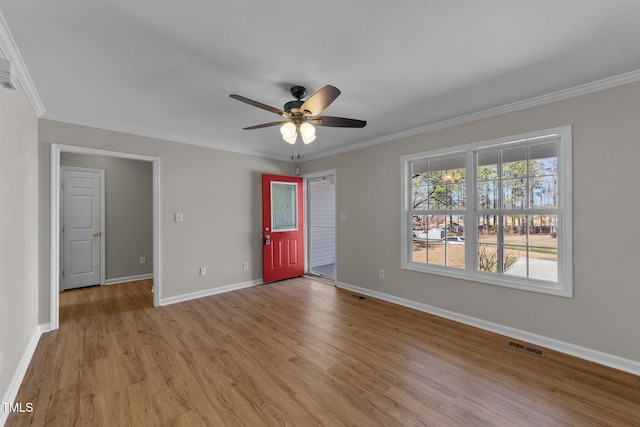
left=303, top=169, right=337, bottom=283
left=61, top=166, right=106, bottom=290
left=51, top=144, right=161, bottom=330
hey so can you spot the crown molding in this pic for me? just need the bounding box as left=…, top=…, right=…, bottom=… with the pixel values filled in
left=42, top=66, right=640, bottom=165
left=5, top=0, right=637, bottom=164
left=0, top=9, right=45, bottom=116
left=303, top=69, right=640, bottom=161
left=40, top=112, right=293, bottom=163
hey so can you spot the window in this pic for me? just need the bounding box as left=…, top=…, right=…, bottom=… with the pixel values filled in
left=402, top=127, right=572, bottom=297
left=271, top=182, right=298, bottom=231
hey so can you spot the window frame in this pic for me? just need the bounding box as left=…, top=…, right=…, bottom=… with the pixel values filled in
left=401, top=126, right=573, bottom=297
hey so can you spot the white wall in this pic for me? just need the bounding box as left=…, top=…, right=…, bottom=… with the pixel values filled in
left=300, top=81, right=640, bottom=364
left=38, top=119, right=294, bottom=323
left=0, top=52, right=39, bottom=417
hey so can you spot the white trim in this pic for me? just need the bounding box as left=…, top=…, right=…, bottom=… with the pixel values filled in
left=50, top=147, right=60, bottom=330
left=38, top=69, right=640, bottom=164
left=51, top=144, right=161, bottom=330
left=336, top=281, right=640, bottom=377
left=302, top=69, right=640, bottom=161
left=24, top=50, right=638, bottom=165
left=61, top=166, right=106, bottom=289
left=159, top=279, right=262, bottom=306
left=104, top=273, right=154, bottom=286
left=0, top=10, right=45, bottom=116
left=0, top=325, right=44, bottom=426
left=38, top=323, right=53, bottom=334
left=152, top=158, right=161, bottom=308
left=1, top=6, right=636, bottom=164
left=302, top=169, right=337, bottom=180
left=40, top=112, right=294, bottom=162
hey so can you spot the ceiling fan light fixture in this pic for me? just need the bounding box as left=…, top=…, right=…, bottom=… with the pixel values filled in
left=300, top=122, right=316, bottom=144
left=231, top=84, right=366, bottom=148
left=280, top=122, right=297, bottom=144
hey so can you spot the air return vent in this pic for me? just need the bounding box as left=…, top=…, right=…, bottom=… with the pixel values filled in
left=508, top=341, right=545, bottom=356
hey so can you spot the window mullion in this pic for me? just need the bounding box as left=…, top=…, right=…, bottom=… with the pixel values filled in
left=466, top=150, right=475, bottom=273
left=497, top=150, right=504, bottom=274
left=497, top=215, right=504, bottom=274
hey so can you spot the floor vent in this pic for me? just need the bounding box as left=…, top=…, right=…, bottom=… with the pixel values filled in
left=508, top=341, right=545, bottom=356
left=352, top=294, right=367, bottom=300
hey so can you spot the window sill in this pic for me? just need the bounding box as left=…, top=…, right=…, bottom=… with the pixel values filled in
left=401, top=262, right=573, bottom=298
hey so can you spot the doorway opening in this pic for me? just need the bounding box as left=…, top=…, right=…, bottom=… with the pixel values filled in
left=51, top=144, right=160, bottom=331
left=306, top=171, right=336, bottom=281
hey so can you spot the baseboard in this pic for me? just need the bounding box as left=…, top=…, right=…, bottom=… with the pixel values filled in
left=337, top=281, right=640, bottom=377
left=0, top=324, right=45, bottom=427
left=37, top=323, right=53, bottom=334
left=104, top=273, right=154, bottom=286
left=159, top=279, right=263, bottom=306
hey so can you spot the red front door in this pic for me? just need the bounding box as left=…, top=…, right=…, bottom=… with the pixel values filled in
left=262, top=174, right=305, bottom=283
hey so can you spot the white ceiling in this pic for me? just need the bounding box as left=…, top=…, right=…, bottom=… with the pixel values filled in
left=2, top=1, right=640, bottom=161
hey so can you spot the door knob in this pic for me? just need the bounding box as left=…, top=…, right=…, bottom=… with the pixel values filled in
left=93, top=232, right=102, bottom=237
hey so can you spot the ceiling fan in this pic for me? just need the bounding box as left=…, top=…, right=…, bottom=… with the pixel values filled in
left=230, top=85, right=366, bottom=145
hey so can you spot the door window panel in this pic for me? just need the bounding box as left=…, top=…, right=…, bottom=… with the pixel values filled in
left=272, top=182, right=298, bottom=231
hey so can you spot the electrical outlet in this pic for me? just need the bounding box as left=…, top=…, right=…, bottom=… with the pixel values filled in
left=199, top=267, right=207, bottom=276
left=242, top=262, right=249, bottom=271
left=379, top=269, right=385, bottom=279
left=175, top=212, right=184, bottom=223
left=140, top=256, right=146, bottom=264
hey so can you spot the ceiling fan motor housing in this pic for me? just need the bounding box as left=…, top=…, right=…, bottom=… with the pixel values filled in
left=284, top=99, right=304, bottom=113
left=284, top=85, right=308, bottom=115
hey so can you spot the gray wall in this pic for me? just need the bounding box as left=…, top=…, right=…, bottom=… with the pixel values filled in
left=60, top=153, right=153, bottom=281
left=300, top=81, right=640, bottom=363
left=39, top=120, right=293, bottom=323
left=0, top=53, right=39, bottom=407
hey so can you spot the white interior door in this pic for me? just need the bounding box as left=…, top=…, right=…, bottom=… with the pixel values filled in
left=62, top=168, right=104, bottom=290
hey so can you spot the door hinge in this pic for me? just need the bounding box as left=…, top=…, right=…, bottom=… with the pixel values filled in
left=61, top=225, right=64, bottom=233
left=61, top=181, right=64, bottom=190
left=62, top=269, right=65, bottom=277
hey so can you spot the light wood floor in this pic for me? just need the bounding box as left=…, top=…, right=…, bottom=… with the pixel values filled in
left=7, top=277, right=640, bottom=426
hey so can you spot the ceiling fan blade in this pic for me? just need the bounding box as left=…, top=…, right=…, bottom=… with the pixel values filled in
left=300, top=85, right=341, bottom=116
left=242, top=121, right=288, bottom=130
left=230, top=94, right=285, bottom=116
left=316, top=116, right=367, bottom=128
